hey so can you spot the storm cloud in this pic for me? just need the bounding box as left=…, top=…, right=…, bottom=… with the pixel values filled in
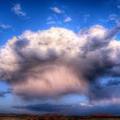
left=0, top=25, right=120, bottom=101
left=14, top=102, right=120, bottom=116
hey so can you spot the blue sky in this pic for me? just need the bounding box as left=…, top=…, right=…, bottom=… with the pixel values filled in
left=0, top=0, right=120, bottom=45
left=1, top=0, right=120, bottom=115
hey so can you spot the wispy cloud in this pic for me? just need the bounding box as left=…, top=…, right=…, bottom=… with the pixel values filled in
left=0, top=90, right=11, bottom=97
left=83, top=14, right=90, bottom=23
left=117, top=5, right=120, bottom=9
left=0, top=24, right=12, bottom=30
left=46, top=20, right=56, bottom=25
left=64, top=16, right=72, bottom=23
left=108, top=14, right=119, bottom=24
left=12, top=3, right=26, bottom=17
left=46, top=16, right=56, bottom=25
left=51, top=6, right=62, bottom=14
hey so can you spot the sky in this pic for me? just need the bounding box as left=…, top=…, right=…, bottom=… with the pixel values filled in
left=1, top=0, right=120, bottom=116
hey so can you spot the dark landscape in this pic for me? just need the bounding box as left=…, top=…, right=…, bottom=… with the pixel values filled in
left=0, top=114, right=120, bottom=120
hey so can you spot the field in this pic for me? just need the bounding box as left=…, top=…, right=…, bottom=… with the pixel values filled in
left=0, top=114, right=120, bottom=120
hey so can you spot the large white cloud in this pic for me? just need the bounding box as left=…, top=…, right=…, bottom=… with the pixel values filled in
left=0, top=25, right=120, bottom=100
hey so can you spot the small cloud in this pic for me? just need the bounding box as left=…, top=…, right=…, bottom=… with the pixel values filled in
left=12, top=3, right=26, bottom=17
left=117, top=5, right=120, bottom=9
left=51, top=7, right=62, bottom=14
left=46, top=16, right=56, bottom=25
left=0, top=24, right=12, bottom=30
left=46, top=20, right=56, bottom=25
left=64, top=16, right=72, bottom=23
left=108, top=14, right=119, bottom=24
left=47, top=16, right=53, bottom=21
left=109, top=14, right=117, bottom=20
left=83, top=14, right=90, bottom=23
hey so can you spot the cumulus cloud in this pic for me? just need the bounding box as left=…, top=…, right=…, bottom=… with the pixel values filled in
left=12, top=3, right=26, bottom=17
left=0, top=24, right=120, bottom=101
left=0, top=28, right=87, bottom=99
left=51, top=7, right=62, bottom=14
